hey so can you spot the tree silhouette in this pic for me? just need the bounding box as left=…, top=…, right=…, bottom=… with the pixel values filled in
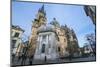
left=85, top=33, right=96, bottom=56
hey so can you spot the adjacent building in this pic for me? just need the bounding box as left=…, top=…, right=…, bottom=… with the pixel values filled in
left=84, top=5, right=96, bottom=25
left=11, top=25, right=24, bottom=56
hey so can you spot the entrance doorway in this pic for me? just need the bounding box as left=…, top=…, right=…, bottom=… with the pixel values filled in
left=41, top=44, right=45, bottom=53
left=41, top=44, right=47, bottom=61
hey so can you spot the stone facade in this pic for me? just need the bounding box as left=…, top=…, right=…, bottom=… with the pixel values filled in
left=11, top=25, right=24, bottom=56
left=28, top=5, right=47, bottom=57
left=34, top=27, right=59, bottom=60
left=55, top=27, right=68, bottom=57
left=28, top=5, right=79, bottom=60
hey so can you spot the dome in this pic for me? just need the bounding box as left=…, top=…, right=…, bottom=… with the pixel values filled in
left=50, top=18, right=60, bottom=27
left=37, top=24, right=55, bottom=33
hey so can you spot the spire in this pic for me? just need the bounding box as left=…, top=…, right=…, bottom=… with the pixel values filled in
left=41, top=4, right=44, bottom=11
left=38, top=4, right=46, bottom=16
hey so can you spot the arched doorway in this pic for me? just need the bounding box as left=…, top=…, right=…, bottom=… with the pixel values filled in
left=41, top=44, right=45, bottom=53
left=41, top=44, right=47, bottom=61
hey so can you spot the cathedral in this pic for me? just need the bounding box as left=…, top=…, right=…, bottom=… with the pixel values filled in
left=27, top=5, right=79, bottom=60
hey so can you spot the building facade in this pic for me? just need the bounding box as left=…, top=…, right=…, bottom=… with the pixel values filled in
left=28, top=5, right=79, bottom=60
left=84, top=5, right=96, bottom=25
left=11, top=25, right=24, bottom=56
left=34, top=24, right=59, bottom=60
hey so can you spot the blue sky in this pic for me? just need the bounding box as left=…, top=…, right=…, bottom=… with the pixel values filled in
left=12, top=1, right=95, bottom=47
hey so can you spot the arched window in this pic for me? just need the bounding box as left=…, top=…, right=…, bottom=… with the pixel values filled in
left=58, top=37, right=60, bottom=41
left=64, top=38, right=66, bottom=42
left=58, top=47, right=60, bottom=52
left=41, top=44, right=45, bottom=53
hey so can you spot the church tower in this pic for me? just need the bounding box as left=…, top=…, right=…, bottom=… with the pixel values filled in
left=28, top=5, right=47, bottom=57
left=32, top=4, right=47, bottom=28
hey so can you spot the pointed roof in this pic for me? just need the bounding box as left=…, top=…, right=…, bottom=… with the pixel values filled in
left=38, top=4, right=46, bottom=16
left=12, top=25, right=24, bottom=32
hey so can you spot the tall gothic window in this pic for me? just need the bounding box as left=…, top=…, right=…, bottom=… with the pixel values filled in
left=64, top=38, right=66, bottom=42
left=58, top=47, right=60, bottom=52
left=41, top=44, right=45, bottom=53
